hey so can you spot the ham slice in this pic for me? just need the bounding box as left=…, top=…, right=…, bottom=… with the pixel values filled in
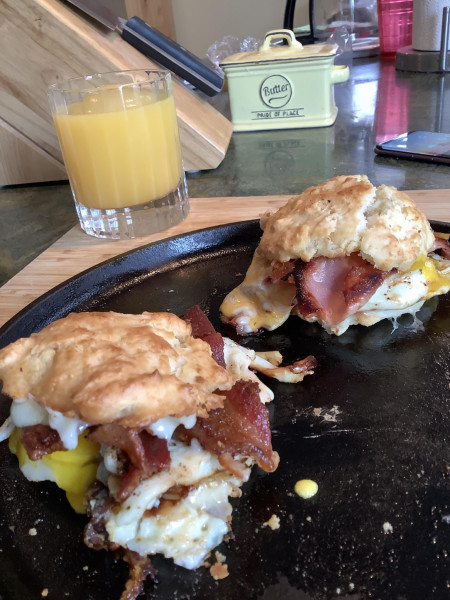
left=431, top=235, right=450, bottom=259
left=293, top=254, right=391, bottom=325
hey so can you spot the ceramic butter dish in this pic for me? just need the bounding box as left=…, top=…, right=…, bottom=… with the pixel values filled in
left=220, top=29, right=349, bottom=132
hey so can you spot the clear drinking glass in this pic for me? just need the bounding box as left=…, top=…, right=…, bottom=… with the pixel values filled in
left=48, top=70, right=189, bottom=240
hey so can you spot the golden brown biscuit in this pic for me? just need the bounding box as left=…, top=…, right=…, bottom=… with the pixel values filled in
left=0, top=311, right=233, bottom=427
left=259, top=175, right=434, bottom=271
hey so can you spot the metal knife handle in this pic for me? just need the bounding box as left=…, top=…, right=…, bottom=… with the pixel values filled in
left=121, top=17, right=224, bottom=96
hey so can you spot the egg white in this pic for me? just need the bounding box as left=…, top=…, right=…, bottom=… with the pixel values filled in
left=221, top=253, right=450, bottom=336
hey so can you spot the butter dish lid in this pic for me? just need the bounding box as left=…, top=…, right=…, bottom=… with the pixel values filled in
left=220, top=29, right=337, bottom=67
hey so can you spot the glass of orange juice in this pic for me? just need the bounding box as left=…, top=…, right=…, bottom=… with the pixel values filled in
left=48, top=70, right=189, bottom=239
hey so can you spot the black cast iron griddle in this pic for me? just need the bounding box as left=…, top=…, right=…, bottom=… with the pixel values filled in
left=0, top=220, right=449, bottom=600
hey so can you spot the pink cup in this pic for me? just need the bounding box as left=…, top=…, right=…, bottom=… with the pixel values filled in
left=377, top=0, right=413, bottom=59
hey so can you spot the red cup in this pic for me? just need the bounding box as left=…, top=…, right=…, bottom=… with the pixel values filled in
left=377, top=0, right=413, bottom=59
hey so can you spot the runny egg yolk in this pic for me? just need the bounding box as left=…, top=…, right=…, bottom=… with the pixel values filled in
left=294, top=479, right=318, bottom=499
left=410, top=255, right=450, bottom=297
left=9, top=428, right=100, bottom=514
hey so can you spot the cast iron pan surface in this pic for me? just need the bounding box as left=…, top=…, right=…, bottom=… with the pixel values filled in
left=0, top=221, right=449, bottom=600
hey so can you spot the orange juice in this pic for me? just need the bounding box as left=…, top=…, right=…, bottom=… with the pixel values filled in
left=53, top=87, right=183, bottom=210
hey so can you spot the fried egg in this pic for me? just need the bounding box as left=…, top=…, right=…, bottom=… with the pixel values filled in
left=220, top=252, right=450, bottom=336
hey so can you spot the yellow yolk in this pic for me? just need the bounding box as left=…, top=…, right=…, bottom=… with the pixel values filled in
left=294, top=479, right=318, bottom=499
left=410, top=255, right=450, bottom=297
left=220, top=250, right=296, bottom=333
left=9, top=429, right=100, bottom=514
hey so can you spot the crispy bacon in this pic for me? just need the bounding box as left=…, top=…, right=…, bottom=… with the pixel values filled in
left=89, top=424, right=170, bottom=500
left=182, top=305, right=225, bottom=367
left=84, top=482, right=157, bottom=600
left=89, top=424, right=169, bottom=476
left=121, top=550, right=157, bottom=600
left=84, top=481, right=118, bottom=551
left=117, top=468, right=142, bottom=503
left=254, top=354, right=317, bottom=383
left=293, top=254, right=391, bottom=325
left=21, top=424, right=65, bottom=460
left=267, top=260, right=295, bottom=283
left=179, top=380, right=278, bottom=474
left=431, top=235, right=450, bottom=259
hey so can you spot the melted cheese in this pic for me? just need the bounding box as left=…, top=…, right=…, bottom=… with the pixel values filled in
left=220, top=249, right=295, bottom=333
left=3, top=396, right=99, bottom=513
left=148, top=414, right=196, bottom=440
left=9, top=395, right=89, bottom=449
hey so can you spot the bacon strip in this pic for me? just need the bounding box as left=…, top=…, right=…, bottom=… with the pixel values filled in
left=182, top=305, right=225, bottom=367
left=21, top=424, right=65, bottom=460
left=121, top=550, right=157, bottom=600
left=84, top=481, right=117, bottom=551
left=179, top=380, right=279, bottom=474
left=84, top=482, right=157, bottom=600
left=267, top=259, right=295, bottom=283
left=89, top=424, right=170, bottom=501
left=431, top=235, right=450, bottom=259
left=293, top=254, right=391, bottom=325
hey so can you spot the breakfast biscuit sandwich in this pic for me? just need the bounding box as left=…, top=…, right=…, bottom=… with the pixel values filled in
left=220, top=175, right=450, bottom=336
left=0, top=308, right=315, bottom=599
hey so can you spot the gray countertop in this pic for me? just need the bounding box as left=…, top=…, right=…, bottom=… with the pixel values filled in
left=1, top=56, right=449, bottom=287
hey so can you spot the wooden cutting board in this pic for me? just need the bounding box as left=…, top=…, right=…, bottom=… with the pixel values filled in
left=0, top=191, right=449, bottom=328
left=0, top=0, right=232, bottom=185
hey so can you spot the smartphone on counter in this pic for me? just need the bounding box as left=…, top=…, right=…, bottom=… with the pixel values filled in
left=374, top=130, right=450, bottom=165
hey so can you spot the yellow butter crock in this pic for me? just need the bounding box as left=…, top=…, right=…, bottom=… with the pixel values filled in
left=220, top=29, right=349, bottom=132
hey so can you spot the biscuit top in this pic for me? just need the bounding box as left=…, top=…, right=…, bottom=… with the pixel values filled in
left=258, top=175, right=435, bottom=271
left=0, top=311, right=234, bottom=428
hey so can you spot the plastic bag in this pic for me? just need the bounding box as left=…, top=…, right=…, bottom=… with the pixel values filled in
left=206, top=35, right=261, bottom=76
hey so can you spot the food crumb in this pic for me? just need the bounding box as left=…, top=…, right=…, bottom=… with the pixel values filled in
left=210, top=551, right=229, bottom=580
left=82, top=566, right=89, bottom=571
left=262, top=514, right=280, bottom=530
left=41, top=589, right=48, bottom=598
left=295, top=479, right=318, bottom=499
left=312, top=405, right=341, bottom=423
left=28, top=528, right=37, bottom=536
left=9, top=525, right=15, bottom=533
left=383, top=521, right=393, bottom=534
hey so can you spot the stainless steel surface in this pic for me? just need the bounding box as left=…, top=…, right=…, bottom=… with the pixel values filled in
left=65, top=0, right=119, bottom=30
left=439, top=6, right=450, bottom=72
left=396, top=46, right=450, bottom=73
